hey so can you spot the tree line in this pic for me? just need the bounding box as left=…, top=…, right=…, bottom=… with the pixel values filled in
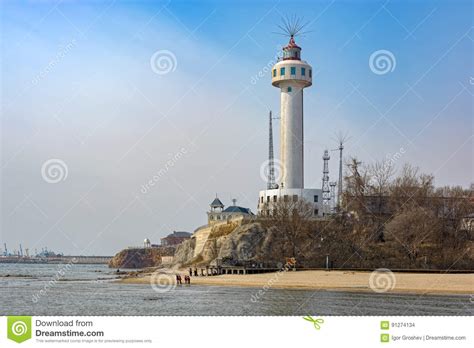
left=257, top=159, right=473, bottom=270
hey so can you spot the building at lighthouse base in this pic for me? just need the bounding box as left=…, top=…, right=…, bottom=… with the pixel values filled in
left=257, top=188, right=323, bottom=217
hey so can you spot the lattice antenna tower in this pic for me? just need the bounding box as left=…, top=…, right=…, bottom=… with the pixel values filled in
left=329, top=182, right=337, bottom=213
left=322, top=150, right=331, bottom=214
left=267, top=111, right=279, bottom=190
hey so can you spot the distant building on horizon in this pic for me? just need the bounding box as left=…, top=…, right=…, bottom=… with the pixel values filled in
left=161, top=231, right=192, bottom=247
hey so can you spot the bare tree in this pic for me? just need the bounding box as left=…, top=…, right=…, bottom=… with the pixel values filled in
left=259, top=198, right=314, bottom=260
left=390, top=164, right=434, bottom=210
left=432, top=186, right=473, bottom=249
left=367, top=160, right=395, bottom=196
left=385, top=207, right=440, bottom=263
left=342, top=157, right=371, bottom=216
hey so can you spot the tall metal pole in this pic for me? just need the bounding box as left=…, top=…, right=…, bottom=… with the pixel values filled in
left=338, top=141, right=343, bottom=207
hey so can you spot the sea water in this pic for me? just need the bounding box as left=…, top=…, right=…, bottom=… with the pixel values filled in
left=0, top=263, right=471, bottom=316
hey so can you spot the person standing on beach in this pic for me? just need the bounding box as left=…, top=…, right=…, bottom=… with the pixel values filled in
left=189, top=268, right=192, bottom=277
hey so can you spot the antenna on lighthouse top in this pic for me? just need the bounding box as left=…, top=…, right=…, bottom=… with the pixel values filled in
left=274, top=15, right=311, bottom=38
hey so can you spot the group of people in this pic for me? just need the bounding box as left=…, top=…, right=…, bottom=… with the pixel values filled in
left=175, top=274, right=191, bottom=285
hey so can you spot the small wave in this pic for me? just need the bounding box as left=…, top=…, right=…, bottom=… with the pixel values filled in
left=0, top=274, right=36, bottom=278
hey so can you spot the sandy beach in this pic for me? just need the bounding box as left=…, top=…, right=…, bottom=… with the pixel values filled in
left=120, top=270, right=474, bottom=295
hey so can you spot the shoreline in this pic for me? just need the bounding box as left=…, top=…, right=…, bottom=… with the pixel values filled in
left=119, top=270, right=474, bottom=295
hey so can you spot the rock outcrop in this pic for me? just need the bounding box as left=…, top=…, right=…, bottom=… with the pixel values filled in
left=216, top=223, right=266, bottom=263
left=173, top=222, right=279, bottom=267
left=172, top=238, right=195, bottom=265
left=108, top=247, right=175, bottom=269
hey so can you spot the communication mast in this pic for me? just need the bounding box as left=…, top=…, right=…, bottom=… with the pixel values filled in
left=322, top=149, right=331, bottom=214
left=267, top=111, right=278, bottom=190
left=331, top=132, right=350, bottom=209
left=330, top=182, right=337, bottom=212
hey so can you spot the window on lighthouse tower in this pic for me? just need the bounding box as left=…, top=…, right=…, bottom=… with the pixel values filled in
left=287, top=86, right=292, bottom=92
left=280, top=67, right=285, bottom=75
left=290, top=67, right=296, bottom=75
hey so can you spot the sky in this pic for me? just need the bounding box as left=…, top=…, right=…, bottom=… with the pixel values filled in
left=1, top=0, right=473, bottom=256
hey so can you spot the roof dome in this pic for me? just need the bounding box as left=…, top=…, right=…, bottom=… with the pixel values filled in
left=285, top=36, right=300, bottom=49
left=210, top=197, right=224, bottom=208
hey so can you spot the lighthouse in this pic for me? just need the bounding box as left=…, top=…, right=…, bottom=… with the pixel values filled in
left=258, top=32, right=323, bottom=217
left=272, top=35, right=312, bottom=189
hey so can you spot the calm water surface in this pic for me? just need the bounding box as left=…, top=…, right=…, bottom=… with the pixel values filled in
left=0, top=264, right=471, bottom=316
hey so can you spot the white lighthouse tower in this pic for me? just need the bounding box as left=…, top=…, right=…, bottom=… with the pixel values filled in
left=272, top=35, right=312, bottom=189
left=258, top=30, right=323, bottom=217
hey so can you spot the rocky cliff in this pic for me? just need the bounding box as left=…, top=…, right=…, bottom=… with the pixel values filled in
left=173, top=237, right=196, bottom=265
left=173, top=222, right=282, bottom=267
left=108, top=247, right=175, bottom=269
